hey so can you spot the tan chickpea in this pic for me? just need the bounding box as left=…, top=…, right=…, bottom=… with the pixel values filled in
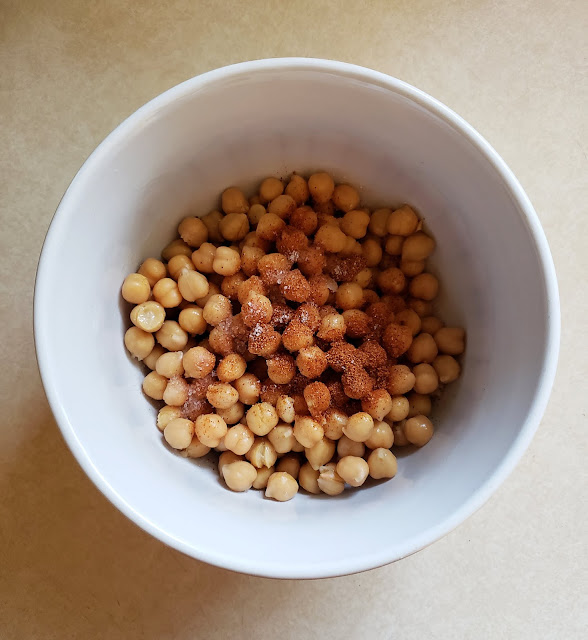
left=421, top=316, right=444, bottom=335
left=143, top=344, right=166, bottom=371
left=304, top=437, right=336, bottom=470
left=252, top=465, right=274, bottom=489
left=266, top=424, right=294, bottom=454
left=268, top=194, right=296, bottom=219
left=276, top=454, right=301, bottom=479
left=337, top=435, right=365, bottom=458
left=167, top=254, right=195, bottom=281
left=178, top=305, right=207, bottom=335
left=369, top=208, right=391, bottom=236
left=183, top=435, right=211, bottom=459
left=337, top=456, right=370, bottom=487
left=221, top=187, right=249, bottom=214
left=191, top=242, right=216, bottom=273
left=246, top=437, right=278, bottom=468
left=224, top=423, right=255, bottom=455
left=387, top=205, right=419, bottom=236
left=218, top=451, right=242, bottom=474
left=256, top=213, right=286, bottom=241
left=206, top=382, right=239, bottom=410
left=323, top=408, right=348, bottom=440
left=362, top=237, right=383, bottom=267
left=341, top=209, right=370, bottom=238
left=388, top=364, right=416, bottom=395
left=387, top=395, right=410, bottom=422
left=130, top=301, right=166, bottom=332
left=155, top=350, right=184, bottom=378
left=298, top=462, right=321, bottom=494
left=162, top=376, right=189, bottom=406
left=293, top=416, right=324, bottom=448
left=215, top=353, right=246, bottom=383
left=200, top=210, right=223, bottom=244
left=276, top=395, right=296, bottom=423
left=157, top=405, right=182, bottom=431
left=413, top=363, right=439, bottom=394
left=407, top=392, right=432, bottom=417
left=317, top=313, right=346, bottom=341
left=138, top=258, right=167, bottom=287
left=234, top=373, right=261, bottom=405
left=246, top=402, right=279, bottom=436
left=434, top=327, right=466, bottom=355
left=332, top=183, right=360, bottom=212
left=361, top=389, right=394, bottom=421
left=152, top=278, right=182, bottom=308
left=202, top=294, right=232, bottom=326
left=408, top=298, right=433, bottom=317
left=265, top=472, right=298, bottom=501
left=122, top=273, right=151, bottom=304
left=142, top=371, right=167, bottom=400
left=385, top=235, right=404, bottom=256
left=155, top=320, right=188, bottom=351
left=409, top=272, right=439, bottom=301
left=217, top=400, right=245, bottom=425
left=285, top=174, right=309, bottom=205
left=402, top=232, right=436, bottom=261
left=365, top=420, right=394, bottom=450
left=161, top=238, right=192, bottom=261
left=124, top=326, right=155, bottom=360
left=212, top=246, right=241, bottom=276
left=433, top=354, right=461, bottom=384
left=183, top=346, right=216, bottom=379
left=241, top=246, right=265, bottom=276
left=220, top=213, right=249, bottom=242
left=194, top=413, right=228, bottom=447
left=163, top=418, right=194, bottom=450
left=196, top=282, right=220, bottom=308
left=378, top=267, right=406, bottom=295
left=314, top=224, right=347, bottom=253
left=352, top=268, right=373, bottom=290
left=317, top=462, right=345, bottom=495
left=343, top=412, right=374, bottom=443
left=404, top=415, right=434, bottom=447
left=367, top=448, right=398, bottom=479
left=177, top=216, right=208, bottom=248
left=336, top=283, right=364, bottom=310
left=258, top=177, right=284, bottom=203
left=392, top=421, right=410, bottom=446
left=244, top=202, right=266, bottom=228
left=308, top=172, right=335, bottom=203
left=222, top=460, right=257, bottom=491
left=407, top=333, right=438, bottom=363
left=395, top=308, right=422, bottom=337
left=400, top=259, right=426, bottom=277
left=177, top=271, right=209, bottom=303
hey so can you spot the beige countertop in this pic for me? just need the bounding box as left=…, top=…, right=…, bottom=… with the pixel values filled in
left=2, top=1, right=587, bottom=637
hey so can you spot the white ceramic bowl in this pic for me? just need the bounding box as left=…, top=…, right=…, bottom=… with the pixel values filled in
left=35, top=59, right=559, bottom=578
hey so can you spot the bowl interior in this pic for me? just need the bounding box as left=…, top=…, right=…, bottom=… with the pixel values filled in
left=35, top=61, right=556, bottom=578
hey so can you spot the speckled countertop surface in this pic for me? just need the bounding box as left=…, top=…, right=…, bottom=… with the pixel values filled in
left=1, top=1, right=587, bottom=637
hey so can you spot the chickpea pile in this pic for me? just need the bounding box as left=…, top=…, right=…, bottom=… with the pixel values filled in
left=122, top=172, right=465, bottom=501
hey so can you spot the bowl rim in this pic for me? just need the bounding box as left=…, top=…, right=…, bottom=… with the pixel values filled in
left=34, top=57, right=560, bottom=579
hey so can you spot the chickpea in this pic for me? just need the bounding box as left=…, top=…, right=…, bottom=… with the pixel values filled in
left=256, top=213, right=286, bottom=241
left=130, top=301, right=166, bottom=332
left=320, top=408, right=346, bottom=441
left=291, top=207, right=318, bottom=237
left=433, top=354, right=461, bottom=384
left=298, top=462, right=321, bottom=494
left=361, top=389, right=393, bottom=421
left=157, top=405, right=182, bottom=431
left=183, top=346, right=216, bottom=379
left=395, top=308, right=422, bottom=337
left=383, top=323, right=413, bottom=358
left=218, top=451, right=242, bottom=474
left=305, top=437, right=336, bottom=470
left=205, top=382, right=238, bottom=410
left=217, top=401, right=245, bottom=425
left=178, top=305, right=207, bottom=335
left=194, top=413, right=228, bottom=447
left=409, top=272, right=439, bottom=301
left=215, top=353, right=246, bottom=383
left=296, top=346, right=328, bottom=379
left=293, top=416, right=324, bottom=448
left=152, top=278, right=182, bottom=308
left=162, top=376, right=189, bottom=406
left=367, top=448, right=398, bottom=479
left=143, top=344, right=166, bottom=370
left=176, top=270, right=208, bottom=303
left=407, top=333, right=438, bottom=363
left=202, top=294, right=232, bottom=326
left=434, top=327, right=466, bottom=355
left=212, top=246, right=241, bottom=277
left=378, top=267, right=405, bottom=295
left=268, top=194, right=296, bottom=219
left=155, top=320, right=188, bottom=351
left=421, top=315, right=444, bottom=335
left=276, top=395, right=296, bottom=423
left=332, top=183, right=360, bottom=212
left=362, top=237, right=383, bottom=267
left=221, top=187, right=249, bottom=214
left=317, top=462, right=345, bottom=495
left=258, top=176, right=284, bottom=203
left=407, top=392, right=432, bottom=417
left=369, top=208, right=391, bottom=236
left=222, top=460, right=257, bottom=492
left=241, top=246, right=265, bottom=276
left=392, top=421, right=410, bottom=446
left=142, top=371, right=167, bottom=400
left=252, top=465, right=275, bottom=489
left=308, top=172, right=335, bottom=203
left=183, top=435, right=211, bottom=459
left=385, top=235, right=404, bottom=256
left=387, top=205, right=419, bottom=236
left=124, top=326, right=155, bottom=360
left=413, top=363, right=439, bottom=394
left=243, top=203, right=264, bottom=227
left=386, top=395, right=410, bottom=422
left=161, top=238, right=192, bottom=261
left=155, top=350, right=184, bottom=378
left=400, top=259, right=426, bottom=277
left=336, top=282, right=363, bottom=310
left=276, top=454, right=301, bottom=479
left=402, top=232, right=435, bottom=261
left=191, top=242, right=216, bottom=273
left=246, top=402, right=279, bottom=436
left=314, top=224, right=347, bottom=253
left=265, top=472, right=298, bottom=501
left=138, top=257, right=167, bottom=287
left=163, top=418, right=194, bottom=450
left=335, top=435, right=363, bottom=458
left=341, top=209, right=370, bottom=238
left=404, top=415, right=434, bottom=447
left=122, top=273, right=151, bottom=304
left=365, top=419, right=394, bottom=449
left=167, top=254, right=195, bottom=281
left=224, top=423, right=255, bottom=455
left=317, top=313, right=346, bottom=342
left=342, top=412, right=374, bottom=443
left=408, top=298, right=433, bottom=317
left=285, top=174, right=309, bottom=205
left=234, top=373, right=261, bottom=405
left=387, top=364, right=416, bottom=396
left=246, top=437, right=278, bottom=468
left=177, top=216, right=208, bottom=248
left=200, top=210, right=223, bottom=243
left=241, top=291, right=273, bottom=327
left=267, top=353, right=296, bottom=385
left=220, top=213, right=249, bottom=242
left=282, top=321, right=314, bottom=353
left=337, top=456, right=370, bottom=487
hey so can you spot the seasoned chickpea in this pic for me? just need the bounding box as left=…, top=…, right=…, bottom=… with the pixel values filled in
left=259, top=177, right=284, bottom=203
left=206, top=382, right=239, bottom=410
left=434, top=327, right=466, bottom=355
left=155, top=350, right=184, bottom=378
left=387, top=395, right=410, bottom=422
left=130, top=301, right=166, bottom=332
left=407, top=332, right=438, bottom=363
left=369, top=208, right=391, bottom=236
left=195, top=413, right=228, bottom=447
left=246, top=402, right=279, bottom=436
left=224, top=423, right=255, bottom=455
left=212, top=246, right=241, bottom=277
left=361, top=389, right=394, bottom=421
left=168, top=254, right=195, bottom=281
left=267, top=353, right=296, bottom=384
left=142, top=371, right=167, bottom=400
left=138, top=257, right=166, bottom=287
left=191, top=242, right=216, bottom=273
left=343, top=412, right=374, bottom=443
left=337, top=456, right=370, bottom=487
left=125, top=326, right=155, bottom=360
left=317, top=462, right=345, bottom=495
left=177, top=216, right=208, bottom=248
left=317, top=313, right=346, bottom=341
left=162, top=238, right=192, bottom=261
left=336, top=282, right=363, bottom=310
left=285, top=174, right=309, bottom=205
left=282, top=321, right=314, bottom=353
left=413, top=363, right=439, bottom=394
left=402, top=232, right=435, bottom=261
left=367, top=448, right=398, bottom=479
left=256, top=213, right=286, bottom=241
left=308, top=172, right=335, bottom=203
left=362, top=237, right=383, bottom=267
left=246, top=438, right=278, bottom=468
left=202, top=294, right=232, bottom=326
left=276, top=454, right=301, bottom=479
left=315, top=224, right=347, bottom=253
left=153, top=278, right=182, bottom=308
left=407, top=392, right=432, bottom=417
left=241, top=292, right=273, bottom=327
left=305, top=437, right=336, bottom=470
left=178, top=305, right=207, bottom=335
left=383, top=323, right=413, bottom=358
left=157, top=405, right=182, bottom=431
left=293, top=416, right=324, bottom=448
left=409, top=272, right=439, bottom=301
left=220, top=213, right=249, bottom=242
left=387, top=205, right=419, bottom=236
left=395, top=308, right=422, bottom=337
left=388, top=364, right=416, bottom=395
left=433, top=354, right=461, bottom=383
left=156, top=320, right=188, bottom=351
left=215, top=353, right=246, bottom=383
left=276, top=395, right=296, bottom=423
left=265, top=472, right=298, bottom=501
left=234, top=373, right=261, bottom=405
left=122, top=273, right=151, bottom=304
left=298, top=462, right=321, bottom=494
left=221, top=187, right=249, bottom=214
left=296, top=346, right=328, bottom=379
left=341, top=209, right=370, bottom=238
left=183, top=346, right=216, bottom=379
left=164, top=418, right=194, bottom=450
left=332, top=183, right=360, bottom=212
left=222, top=460, right=257, bottom=492
left=183, top=435, right=211, bottom=458
left=162, top=376, right=189, bottom=406
left=404, top=415, right=434, bottom=447
left=385, top=235, right=404, bottom=256
left=268, top=194, right=296, bottom=219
